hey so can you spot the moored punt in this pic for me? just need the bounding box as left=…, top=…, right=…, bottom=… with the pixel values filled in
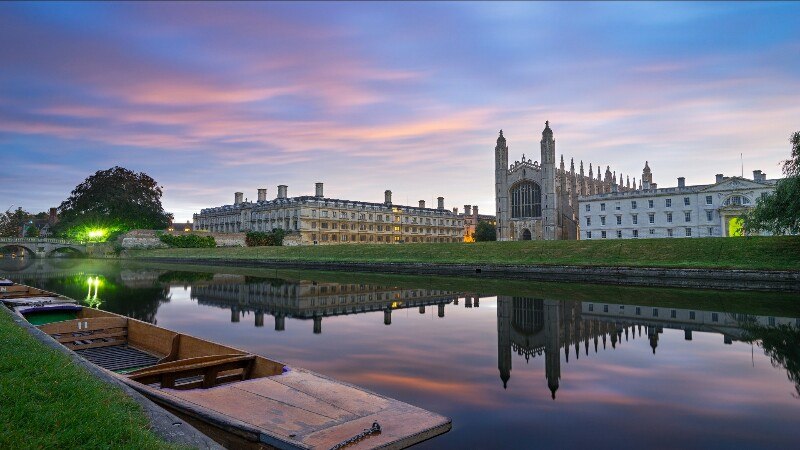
left=8, top=285, right=452, bottom=449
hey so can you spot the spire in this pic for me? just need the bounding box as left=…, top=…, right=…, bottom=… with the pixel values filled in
left=560, top=154, right=565, bottom=171
left=497, top=129, right=506, bottom=144
left=588, top=163, right=593, bottom=178
left=542, top=120, right=553, bottom=139
left=570, top=157, right=575, bottom=174
left=633, top=178, right=637, bottom=190
left=580, top=160, right=584, bottom=175
left=626, top=175, right=631, bottom=189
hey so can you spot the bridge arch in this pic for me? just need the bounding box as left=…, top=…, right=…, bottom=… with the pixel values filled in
left=0, top=243, right=38, bottom=257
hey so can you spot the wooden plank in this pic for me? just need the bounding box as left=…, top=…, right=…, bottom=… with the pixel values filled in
left=128, top=354, right=246, bottom=377
left=269, top=370, right=390, bottom=416
left=56, top=329, right=126, bottom=343
left=162, top=385, right=338, bottom=438
left=235, top=378, right=356, bottom=421
left=65, top=337, right=126, bottom=351
left=39, top=317, right=127, bottom=335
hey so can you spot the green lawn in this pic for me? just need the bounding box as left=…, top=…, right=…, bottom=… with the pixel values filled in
left=129, top=235, right=800, bottom=271
left=0, top=311, right=178, bottom=449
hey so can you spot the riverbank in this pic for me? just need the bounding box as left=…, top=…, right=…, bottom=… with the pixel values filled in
left=128, top=236, right=800, bottom=270
left=128, top=237, right=800, bottom=291
left=0, top=306, right=217, bottom=449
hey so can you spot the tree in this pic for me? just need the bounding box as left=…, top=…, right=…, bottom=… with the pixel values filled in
left=54, top=166, right=173, bottom=241
left=24, top=224, right=40, bottom=238
left=744, top=132, right=800, bottom=234
left=474, top=221, right=497, bottom=241
left=0, top=207, right=30, bottom=237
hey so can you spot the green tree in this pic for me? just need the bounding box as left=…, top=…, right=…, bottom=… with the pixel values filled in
left=54, top=167, right=173, bottom=240
left=744, top=132, right=800, bottom=234
left=474, top=221, right=497, bottom=241
left=0, top=208, right=30, bottom=237
left=24, top=224, right=40, bottom=238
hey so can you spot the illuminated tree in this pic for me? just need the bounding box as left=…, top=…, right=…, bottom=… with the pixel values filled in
left=55, top=166, right=173, bottom=240
left=744, top=132, right=800, bottom=234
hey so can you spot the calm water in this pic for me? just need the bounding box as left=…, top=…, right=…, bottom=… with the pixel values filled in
left=3, top=258, right=800, bottom=449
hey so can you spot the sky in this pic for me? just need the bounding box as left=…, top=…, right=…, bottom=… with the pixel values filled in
left=1, top=2, right=799, bottom=222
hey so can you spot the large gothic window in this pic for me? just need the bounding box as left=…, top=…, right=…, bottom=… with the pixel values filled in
left=511, top=182, right=542, bottom=218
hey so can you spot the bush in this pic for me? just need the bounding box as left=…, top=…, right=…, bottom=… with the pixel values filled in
left=475, top=221, right=497, bottom=241
left=158, top=233, right=216, bottom=248
left=245, top=230, right=285, bottom=247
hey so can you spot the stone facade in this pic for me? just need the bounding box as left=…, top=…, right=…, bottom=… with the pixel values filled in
left=495, top=121, right=630, bottom=241
left=193, top=183, right=464, bottom=245
left=579, top=166, right=778, bottom=240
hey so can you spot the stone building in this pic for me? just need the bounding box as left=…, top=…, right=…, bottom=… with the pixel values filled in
left=495, top=121, right=629, bottom=240
left=193, top=183, right=464, bottom=245
left=579, top=164, right=778, bottom=240
left=459, top=205, right=496, bottom=242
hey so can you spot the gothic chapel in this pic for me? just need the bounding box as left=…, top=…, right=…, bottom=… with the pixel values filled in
left=494, top=121, right=629, bottom=240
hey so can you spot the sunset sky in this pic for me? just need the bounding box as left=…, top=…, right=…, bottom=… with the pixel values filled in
left=1, top=2, right=798, bottom=222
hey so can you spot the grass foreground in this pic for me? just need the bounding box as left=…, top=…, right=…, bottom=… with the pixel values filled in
left=129, top=235, right=800, bottom=271
left=0, top=310, right=177, bottom=449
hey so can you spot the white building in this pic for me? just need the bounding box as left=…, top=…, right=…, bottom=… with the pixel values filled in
left=579, top=164, right=778, bottom=240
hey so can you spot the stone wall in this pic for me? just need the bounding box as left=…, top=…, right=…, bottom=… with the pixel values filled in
left=120, top=230, right=246, bottom=249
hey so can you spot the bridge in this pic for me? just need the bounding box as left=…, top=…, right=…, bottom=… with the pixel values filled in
left=0, top=237, right=88, bottom=257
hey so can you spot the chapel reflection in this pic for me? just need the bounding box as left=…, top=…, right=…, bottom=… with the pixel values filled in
left=190, top=276, right=459, bottom=333
left=498, top=296, right=800, bottom=400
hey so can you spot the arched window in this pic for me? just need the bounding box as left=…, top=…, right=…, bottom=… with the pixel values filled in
left=511, top=182, right=542, bottom=218
left=723, top=195, right=751, bottom=206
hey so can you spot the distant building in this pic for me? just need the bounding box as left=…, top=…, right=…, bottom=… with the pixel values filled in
left=495, top=121, right=629, bottom=241
left=458, top=205, right=496, bottom=242
left=192, top=183, right=464, bottom=245
left=579, top=164, right=779, bottom=240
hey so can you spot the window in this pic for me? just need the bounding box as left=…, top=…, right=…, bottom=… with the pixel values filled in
left=761, top=192, right=769, bottom=200
left=685, top=212, right=691, bottom=222
left=648, top=200, right=654, bottom=208
left=653, top=308, right=659, bottom=317
left=586, top=231, right=592, bottom=239
left=689, top=311, right=696, bottom=320
left=649, top=228, right=655, bottom=235
left=633, top=230, right=639, bottom=238
left=601, top=231, right=607, bottom=239
left=706, top=210, right=713, bottom=221
left=631, top=200, right=637, bottom=209
left=600, top=203, right=606, bottom=211
left=706, top=195, right=712, bottom=205
left=321, top=222, right=329, bottom=229
left=723, top=195, right=750, bottom=206
left=586, top=217, right=591, bottom=226
left=589, top=304, right=594, bottom=312
left=667, top=212, right=673, bottom=223
left=685, top=227, right=692, bottom=236
left=684, top=197, right=690, bottom=206
left=311, top=222, right=317, bottom=229
left=635, top=307, right=641, bottom=316
left=585, top=204, right=591, bottom=212
left=603, top=305, right=609, bottom=313
left=671, top=310, right=677, bottom=318
left=711, top=313, right=719, bottom=322
left=615, top=203, right=621, bottom=211
left=708, top=227, right=713, bottom=235
left=665, top=198, right=672, bottom=208
left=616, top=216, right=622, bottom=225
left=616, top=230, right=622, bottom=238
left=511, top=182, right=542, bottom=218
left=667, top=228, right=673, bottom=237
left=632, top=214, right=638, bottom=225
left=600, top=216, right=606, bottom=226
left=648, top=213, right=655, bottom=224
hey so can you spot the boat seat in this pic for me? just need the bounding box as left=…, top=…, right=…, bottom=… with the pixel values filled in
left=38, top=317, right=129, bottom=351
left=127, top=354, right=256, bottom=390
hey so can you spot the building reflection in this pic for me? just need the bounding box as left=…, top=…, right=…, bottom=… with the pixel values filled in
left=497, top=296, right=800, bottom=400
left=190, top=276, right=461, bottom=334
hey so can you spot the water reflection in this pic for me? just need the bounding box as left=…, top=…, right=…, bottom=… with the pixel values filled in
left=3, top=259, right=800, bottom=448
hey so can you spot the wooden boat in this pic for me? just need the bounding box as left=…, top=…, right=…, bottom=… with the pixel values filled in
left=6, top=284, right=452, bottom=449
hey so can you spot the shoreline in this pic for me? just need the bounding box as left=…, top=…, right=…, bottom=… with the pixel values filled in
left=130, top=257, right=800, bottom=292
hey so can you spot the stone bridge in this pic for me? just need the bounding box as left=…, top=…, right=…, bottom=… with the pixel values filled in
left=0, top=237, right=88, bottom=257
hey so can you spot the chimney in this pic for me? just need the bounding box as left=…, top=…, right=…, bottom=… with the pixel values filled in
left=315, top=182, right=324, bottom=198
left=464, top=205, right=472, bottom=216
left=651, top=183, right=657, bottom=189
left=277, top=185, right=288, bottom=199
left=384, top=190, right=392, bottom=205
left=48, top=207, right=58, bottom=224
left=437, top=196, right=444, bottom=210
left=677, top=177, right=685, bottom=188
left=234, top=192, right=243, bottom=205
left=753, top=170, right=764, bottom=182
left=473, top=205, right=478, bottom=217
left=715, top=174, right=724, bottom=183
left=453, top=207, right=459, bottom=214
left=419, top=200, right=426, bottom=208
left=257, top=188, right=267, bottom=202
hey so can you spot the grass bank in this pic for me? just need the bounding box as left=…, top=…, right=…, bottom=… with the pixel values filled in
left=0, top=310, right=177, bottom=449
left=129, top=236, right=800, bottom=271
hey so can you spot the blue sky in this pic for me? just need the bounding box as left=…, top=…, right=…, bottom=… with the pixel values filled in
left=1, top=2, right=798, bottom=221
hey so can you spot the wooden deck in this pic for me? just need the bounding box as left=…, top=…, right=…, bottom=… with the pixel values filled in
left=158, top=368, right=451, bottom=449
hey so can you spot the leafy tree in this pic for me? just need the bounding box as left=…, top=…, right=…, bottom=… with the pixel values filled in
left=25, top=224, right=40, bottom=238
left=742, top=323, right=800, bottom=399
left=55, top=167, right=173, bottom=240
left=744, top=132, right=800, bottom=234
left=0, top=207, right=30, bottom=237
left=474, top=221, right=497, bottom=241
